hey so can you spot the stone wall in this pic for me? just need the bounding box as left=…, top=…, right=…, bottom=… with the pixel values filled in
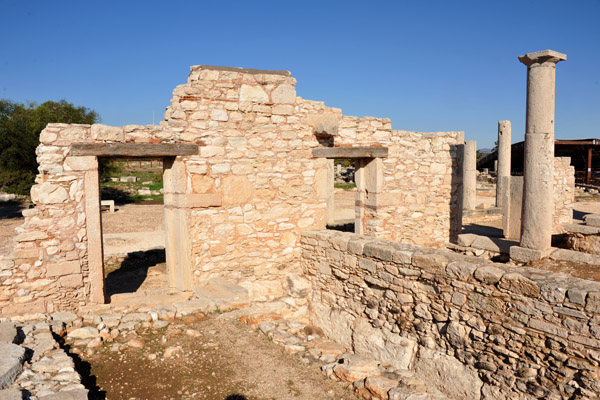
left=2, top=65, right=463, bottom=315
left=301, top=230, right=600, bottom=400
left=554, top=157, right=575, bottom=232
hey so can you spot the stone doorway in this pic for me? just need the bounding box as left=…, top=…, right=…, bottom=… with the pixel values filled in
left=312, top=146, right=388, bottom=236
left=71, top=143, right=198, bottom=303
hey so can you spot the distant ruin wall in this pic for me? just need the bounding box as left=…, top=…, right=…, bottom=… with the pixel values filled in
left=554, top=156, right=575, bottom=232
left=301, top=230, right=600, bottom=400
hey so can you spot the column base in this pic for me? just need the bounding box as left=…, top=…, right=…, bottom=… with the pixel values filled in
left=510, top=246, right=553, bottom=263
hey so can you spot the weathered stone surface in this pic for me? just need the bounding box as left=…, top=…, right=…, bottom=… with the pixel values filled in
left=64, top=156, right=96, bottom=171
left=333, top=354, right=379, bottom=382
left=239, top=84, right=268, bottom=102
left=0, top=323, right=17, bottom=344
left=91, top=124, right=123, bottom=141
left=193, top=278, right=250, bottom=311
left=352, top=317, right=416, bottom=370
left=474, top=266, right=504, bottom=284
left=271, top=84, right=296, bottom=104
left=37, top=183, right=69, bottom=204
left=221, top=176, right=253, bottom=205
left=412, top=253, right=448, bottom=273
left=498, top=273, right=540, bottom=297
left=0, top=344, right=26, bottom=389
left=413, top=347, right=482, bottom=400
left=67, top=327, right=99, bottom=340
left=38, top=390, right=89, bottom=400
left=46, top=261, right=80, bottom=277
left=365, top=375, right=398, bottom=400
left=0, top=388, right=23, bottom=400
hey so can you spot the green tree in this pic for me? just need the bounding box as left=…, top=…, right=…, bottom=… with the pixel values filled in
left=0, top=99, right=99, bottom=194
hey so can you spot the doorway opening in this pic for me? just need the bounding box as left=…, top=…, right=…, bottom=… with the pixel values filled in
left=327, top=158, right=357, bottom=233
left=98, top=157, right=167, bottom=301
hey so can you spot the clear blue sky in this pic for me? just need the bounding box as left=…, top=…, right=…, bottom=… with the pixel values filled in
left=1, top=0, right=599, bottom=149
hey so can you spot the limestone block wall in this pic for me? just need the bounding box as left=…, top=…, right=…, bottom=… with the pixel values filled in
left=301, top=230, right=600, bottom=400
left=313, top=111, right=462, bottom=246
left=554, top=157, right=575, bottom=232
left=2, top=65, right=464, bottom=314
left=2, top=123, right=170, bottom=315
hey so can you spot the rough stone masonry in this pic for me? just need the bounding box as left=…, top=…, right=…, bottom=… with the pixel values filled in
left=2, top=65, right=463, bottom=315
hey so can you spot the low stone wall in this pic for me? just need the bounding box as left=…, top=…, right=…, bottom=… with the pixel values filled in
left=301, top=230, right=600, bottom=400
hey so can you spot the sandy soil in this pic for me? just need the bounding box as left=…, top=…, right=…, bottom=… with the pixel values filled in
left=78, top=312, right=353, bottom=400
left=0, top=200, right=29, bottom=256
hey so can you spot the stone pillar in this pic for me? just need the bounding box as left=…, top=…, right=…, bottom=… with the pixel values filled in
left=511, top=50, right=566, bottom=262
left=496, top=120, right=511, bottom=208
left=462, top=140, right=477, bottom=210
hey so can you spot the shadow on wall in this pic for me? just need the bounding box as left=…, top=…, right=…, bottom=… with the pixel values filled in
left=225, top=396, right=248, bottom=400
left=105, top=248, right=166, bottom=298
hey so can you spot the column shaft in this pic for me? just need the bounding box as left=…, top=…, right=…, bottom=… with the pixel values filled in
left=463, top=140, right=477, bottom=210
left=496, top=120, right=511, bottom=208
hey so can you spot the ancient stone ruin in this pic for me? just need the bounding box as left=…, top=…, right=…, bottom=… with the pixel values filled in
left=1, top=52, right=599, bottom=400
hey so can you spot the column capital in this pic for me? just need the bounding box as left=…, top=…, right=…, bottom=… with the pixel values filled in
left=519, top=49, right=567, bottom=66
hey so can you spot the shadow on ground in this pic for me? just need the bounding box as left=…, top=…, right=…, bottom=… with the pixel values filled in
left=105, top=248, right=166, bottom=298
left=0, top=200, right=27, bottom=220
left=461, top=223, right=503, bottom=237
left=327, top=222, right=355, bottom=233
left=573, top=209, right=591, bottom=221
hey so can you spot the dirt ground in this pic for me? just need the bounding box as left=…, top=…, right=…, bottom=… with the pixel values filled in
left=0, top=200, right=29, bottom=255
left=77, top=312, right=353, bottom=400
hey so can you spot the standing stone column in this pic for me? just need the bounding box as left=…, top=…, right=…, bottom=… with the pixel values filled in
left=463, top=140, right=477, bottom=210
left=511, top=50, right=566, bottom=262
left=496, top=120, right=511, bottom=208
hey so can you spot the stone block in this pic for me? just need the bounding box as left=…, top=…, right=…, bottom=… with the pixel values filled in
left=0, top=323, right=17, bottom=344
left=586, top=292, right=600, bottom=313
left=412, top=253, right=448, bottom=273
left=474, top=265, right=504, bottom=284
left=498, top=273, right=540, bottom=298
left=91, top=124, right=123, bottom=141
left=271, top=84, right=296, bottom=104
left=446, top=261, right=477, bottom=281
left=363, top=242, right=394, bottom=261
left=365, top=375, right=398, bottom=400
left=457, top=233, right=478, bottom=247
left=0, top=388, right=23, bottom=400
left=272, top=104, right=294, bottom=115
left=46, top=261, right=81, bottom=277
left=413, top=347, right=482, bottom=400
left=239, top=84, right=268, bottom=103
left=0, top=344, right=26, bottom=389
left=16, top=231, right=48, bottom=242
left=59, top=274, right=83, bottom=288
left=584, top=214, right=600, bottom=227
left=510, top=246, right=552, bottom=263
left=64, top=156, right=97, bottom=171
left=38, top=182, right=69, bottom=204
left=528, top=318, right=568, bottom=338
left=222, top=176, right=253, bottom=205
left=38, top=389, right=89, bottom=400
left=333, top=354, right=380, bottom=382
left=210, top=109, right=228, bottom=121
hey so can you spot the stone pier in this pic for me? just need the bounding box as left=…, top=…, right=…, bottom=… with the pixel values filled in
left=511, top=50, right=567, bottom=262
left=496, top=120, right=511, bottom=208
left=462, top=140, right=477, bottom=210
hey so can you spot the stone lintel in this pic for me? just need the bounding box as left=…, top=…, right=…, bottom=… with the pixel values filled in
left=509, top=245, right=553, bottom=263
left=519, top=50, right=567, bottom=66
left=164, top=193, right=222, bottom=209
left=191, top=65, right=291, bottom=77
left=71, top=143, right=199, bottom=157
left=312, top=147, right=388, bottom=159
